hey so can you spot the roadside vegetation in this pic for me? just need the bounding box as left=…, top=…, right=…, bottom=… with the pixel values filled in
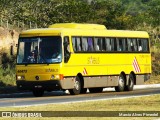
left=0, top=49, right=16, bottom=87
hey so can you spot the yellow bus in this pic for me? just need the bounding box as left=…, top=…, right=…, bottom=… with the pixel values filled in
left=16, top=23, right=151, bottom=97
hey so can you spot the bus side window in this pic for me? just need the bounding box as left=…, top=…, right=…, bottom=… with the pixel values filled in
left=102, top=37, right=106, bottom=51
left=121, top=38, right=126, bottom=51
left=110, top=38, right=115, bottom=51
left=94, top=38, right=99, bottom=51
left=125, top=39, right=128, bottom=51
left=138, top=39, right=142, bottom=51
left=97, top=38, right=102, bottom=51
left=72, top=37, right=76, bottom=52
left=64, top=36, right=70, bottom=63
left=105, top=38, right=111, bottom=51
left=127, top=38, right=133, bottom=51
left=114, top=38, right=117, bottom=51
left=132, top=38, right=138, bottom=51
left=77, top=37, right=82, bottom=51
left=117, top=38, right=122, bottom=51
left=82, top=37, right=88, bottom=51
left=141, top=39, right=149, bottom=52
left=87, top=37, right=94, bottom=51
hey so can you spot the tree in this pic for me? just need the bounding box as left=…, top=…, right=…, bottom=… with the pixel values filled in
left=147, top=0, right=160, bottom=27
left=93, top=0, right=132, bottom=29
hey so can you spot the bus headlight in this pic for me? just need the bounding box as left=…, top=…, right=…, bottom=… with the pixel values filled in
left=50, top=75, right=59, bottom=80
left=17, top=75, right=25, bottom=80
left=50, top=74, right=64, bottom=80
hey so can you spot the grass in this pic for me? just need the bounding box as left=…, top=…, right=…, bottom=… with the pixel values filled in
left=145, top=75, right=160, bottom=84
left=0, top=67, right=16, bottom=87
left=0, top=94, right=160, bottom=120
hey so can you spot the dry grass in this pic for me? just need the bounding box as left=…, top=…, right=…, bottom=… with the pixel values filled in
left=145, top=75, right=160, bottom=84
left=0, top=94, right=160, bottom=120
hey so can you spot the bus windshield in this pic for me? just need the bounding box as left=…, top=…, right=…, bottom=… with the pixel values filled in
left=17, top=36, right=62, bottom=64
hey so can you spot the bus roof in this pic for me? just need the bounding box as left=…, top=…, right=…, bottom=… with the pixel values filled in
left=49, top=23, right=107, bottom=30
left=20, top=23, right=149, bottom=38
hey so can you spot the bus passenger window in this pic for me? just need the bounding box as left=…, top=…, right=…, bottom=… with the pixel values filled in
left=97, top=38, right=102, bottom=51
left=72, top=37, right=76, bottom=52
left=102, top=38, right=106, bottom=51
left=117, top=39, right=122, bottom=51
left=82, top=37, right=88, bottom=51
left=88, top=37, right=94, bottom=51
left=94, top=38, right=99, bottom=51
left=64, top=36, right=70, bottom=63
left=128, top=38, right=138, bottom=52
left=141, top=39, right=149, bottom=52
left=138, top=39, right=142, bottom=51
left=127, top=38, right=134, bottom=51
left=132, top=39, right=138, bottom=51
left=125, top=39, right=128, bottom=51
left=77, top=37, right=81, bottom=51
left=114, top=38, right=117, bottom=51
left=121, top=38, right=126, bottom=51
left=105, top=38, right=111, bottom=51
left=110, top=38, right=115, bottom=51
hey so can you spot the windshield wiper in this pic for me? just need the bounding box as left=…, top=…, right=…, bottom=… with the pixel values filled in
left=39, top=54, right=49, bottom=65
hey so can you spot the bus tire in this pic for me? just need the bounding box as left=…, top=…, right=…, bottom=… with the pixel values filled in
left=125, top=74, right=134, bottom=91
left=69, top=76, right=81, bottom=95
left=32, top=89, right=44, bottom=97
left=80, top=88, right=87, bottom=94
left=115, top=74, right=125, bottom=92
left=89, top=88, right=103, bottom=93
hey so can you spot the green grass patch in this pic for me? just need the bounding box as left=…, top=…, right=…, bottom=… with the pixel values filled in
left=0, top=67, right=16, bottom=87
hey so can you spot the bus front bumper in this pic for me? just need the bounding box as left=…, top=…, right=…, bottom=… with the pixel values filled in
left=16, top=80, right=62, bottom=91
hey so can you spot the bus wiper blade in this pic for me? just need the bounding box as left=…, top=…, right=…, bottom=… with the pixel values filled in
left=39, top=54, right=49, bottom=65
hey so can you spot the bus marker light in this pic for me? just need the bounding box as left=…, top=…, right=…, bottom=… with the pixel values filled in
left=59, top=74, right=64, bottom=80
left=50, top=75, right=55, bottom=80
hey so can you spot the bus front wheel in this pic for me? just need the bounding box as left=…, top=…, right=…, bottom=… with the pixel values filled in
left=115, top=74, right=125, bottom=92
left=69, top=76, right=81, bottom=95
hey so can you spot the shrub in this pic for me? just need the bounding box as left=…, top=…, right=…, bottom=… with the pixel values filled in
left=0, top=49, right=16, bottom=86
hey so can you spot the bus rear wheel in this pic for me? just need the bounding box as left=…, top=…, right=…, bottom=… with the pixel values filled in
left=125, top=74, right=134, bottom=91
left=32, top=89, right=44, bottom=97
left=115, top=74, right=125, bottom=92
left=69, top=76, right=81, bottom=95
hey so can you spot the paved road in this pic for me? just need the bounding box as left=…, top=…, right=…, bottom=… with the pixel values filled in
left=0, top=84, right=159, bottom=107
